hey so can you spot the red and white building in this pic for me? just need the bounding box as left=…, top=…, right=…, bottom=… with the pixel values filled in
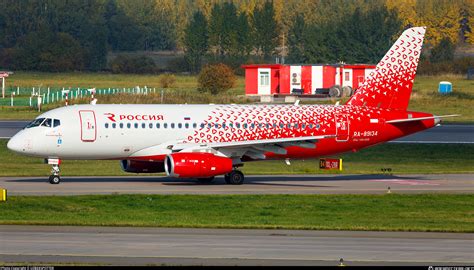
left=242, top=64, right=376, bottom=96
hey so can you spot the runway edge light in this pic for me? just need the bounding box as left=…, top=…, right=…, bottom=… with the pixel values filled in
left=0, top=188, right=6, bottom=202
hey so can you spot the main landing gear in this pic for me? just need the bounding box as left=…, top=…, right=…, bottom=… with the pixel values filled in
left=224, top=170, right=244, bottom=185
left=47, top=159, right=61, bottom=184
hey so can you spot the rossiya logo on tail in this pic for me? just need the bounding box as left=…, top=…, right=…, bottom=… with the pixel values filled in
left=104, top=113, right=164, bottom=122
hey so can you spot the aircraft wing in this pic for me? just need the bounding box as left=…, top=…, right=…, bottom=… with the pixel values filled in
left=172, top=135, right=335, bottom=160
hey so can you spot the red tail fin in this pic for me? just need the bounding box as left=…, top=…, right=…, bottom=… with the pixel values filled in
left=346, top=27, right=426, bottom=110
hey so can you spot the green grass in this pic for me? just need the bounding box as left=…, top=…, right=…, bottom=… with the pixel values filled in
left=0, top=194, right=472, bottom=232
left=0, top=139, right=473, bottom=176
left=409, top=74, right=474, bottom=123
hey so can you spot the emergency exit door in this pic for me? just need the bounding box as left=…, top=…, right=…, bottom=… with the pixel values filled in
left=335, top=114, right=349, bottom=142
left=79, top=110, right=96, bottom=142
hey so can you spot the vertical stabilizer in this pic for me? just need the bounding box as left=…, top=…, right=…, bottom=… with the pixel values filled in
left=346, top=27, right=426, bottom=110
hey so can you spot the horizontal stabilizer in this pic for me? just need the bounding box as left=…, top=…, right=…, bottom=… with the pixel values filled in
left=386, top=114, right=459, bottom=124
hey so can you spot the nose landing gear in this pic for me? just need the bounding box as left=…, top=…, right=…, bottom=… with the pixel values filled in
left=47, top=158, right=61, bottom=184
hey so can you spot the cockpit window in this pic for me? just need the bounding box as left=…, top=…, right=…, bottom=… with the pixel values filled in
left=25, top=118, right=45, bottom=128
left=25, top=118, right=59, bottom=129
left=41, top=118, right=52, bottom=127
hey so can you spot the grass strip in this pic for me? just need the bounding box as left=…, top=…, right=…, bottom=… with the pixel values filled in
left=0, top=194, right=472, bottom=232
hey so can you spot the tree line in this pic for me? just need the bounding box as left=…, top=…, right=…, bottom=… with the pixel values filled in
left=0, top=0, right=472, bottom=73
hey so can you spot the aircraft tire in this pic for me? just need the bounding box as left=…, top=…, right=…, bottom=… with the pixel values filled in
left=226, top=170, right=244, bottom=185
left=49, top=175, right=61, bottom=184
left=196, top=176, right=215, bottom=184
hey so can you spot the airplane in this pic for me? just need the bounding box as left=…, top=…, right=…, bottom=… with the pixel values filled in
left=7, top=27, right=457, bottom=185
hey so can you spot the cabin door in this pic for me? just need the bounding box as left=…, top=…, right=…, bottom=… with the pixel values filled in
left=335, top=113, right=349, bottom=142
left=79, top=110, right=97, bottom=142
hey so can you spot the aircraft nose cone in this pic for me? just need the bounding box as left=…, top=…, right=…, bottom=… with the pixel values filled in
left=7, top=136, right=22, bottom=153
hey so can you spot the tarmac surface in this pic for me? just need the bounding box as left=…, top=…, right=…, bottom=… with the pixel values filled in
left=0, top=121, right=473, bottom=143
left=1, top=174, right=473, bottom=195
left=0, top=226, right=472, bottom=266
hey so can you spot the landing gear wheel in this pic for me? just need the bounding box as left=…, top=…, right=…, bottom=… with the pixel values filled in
left=226, top=170, right=244, bottom=185
left=49, top=175, right=61, bottom=184
left=196, top=176, right=215, bottom=184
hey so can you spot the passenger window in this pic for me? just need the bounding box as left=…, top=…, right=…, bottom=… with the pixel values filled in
left=142, top=123, right=146, bottom=129
left=273, top=123, right=277, bottom=128
left=185, top=123, right=189, bottom=128
left=149, top=123, right=153, bottom=128
left=112, top=123, right=116, bottom=128
left=134, top=123, right=138, bottom=128
left=171, top=123, right=175, bottom=129
left=302, top=124, right=306, bottom=129
left=215, top=123, right=219, bottom=128
left=41, top=118, right=52, bottom=127
left=53, top=119, right=60, bottom=127
left=178, top=123, right=182, bottom=128
left=316, top=124, right=321, bottom=129
left=229, top=123, right=233, bottom=128
left=105, top=123, right=109, bottom=128
left=309, top=124, right=313, bottom=129
left=164, top=123, right=168, bottom=128
left=127, top=123, right=131, bottom=128
left=200, top=123, right=205, bottom=128
left=280, top=123, right=284, bottom=128
left=294, top=123, right=299, bottom=128
left=236, top=123, right=241, bottom=128
left=243, top=123, right=248, bottom=129
left=193, top=123, right=197, bottom=128
left=156, top=123, right=160, bottom=129
left=250, top=123, right=255, bottom=129
left=222, top=123, right=226, bottom=129
left=119, top=123, right=124, bottom=129
left=208, top=123, right=212, bottom=129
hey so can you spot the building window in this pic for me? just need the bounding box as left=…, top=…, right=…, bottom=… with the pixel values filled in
left=260, top=72, right=269, bottom=86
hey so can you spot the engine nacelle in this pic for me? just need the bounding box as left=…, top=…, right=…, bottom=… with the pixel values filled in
left=164, top=152, right=233, bottom=178
left=120, top=160, right=165, bottom=173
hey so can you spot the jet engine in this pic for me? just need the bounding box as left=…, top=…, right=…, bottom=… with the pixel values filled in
left=164, top=152, right=233, bottom=178
left=120, top=160, right=165, bottom=173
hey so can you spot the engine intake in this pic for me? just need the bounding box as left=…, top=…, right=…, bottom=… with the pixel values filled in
left=120, top=160, right=165, bottom=173
left=164, top=152, right=233, bottom=178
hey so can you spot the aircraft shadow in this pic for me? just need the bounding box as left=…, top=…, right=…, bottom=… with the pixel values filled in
left=6, top=174, right=425, bottom=187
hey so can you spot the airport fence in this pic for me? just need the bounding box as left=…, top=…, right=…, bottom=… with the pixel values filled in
left=0, top=86, right=158, bottom=108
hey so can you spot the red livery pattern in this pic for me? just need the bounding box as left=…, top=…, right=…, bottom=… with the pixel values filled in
left=347, top=27, right=425, bottom=110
